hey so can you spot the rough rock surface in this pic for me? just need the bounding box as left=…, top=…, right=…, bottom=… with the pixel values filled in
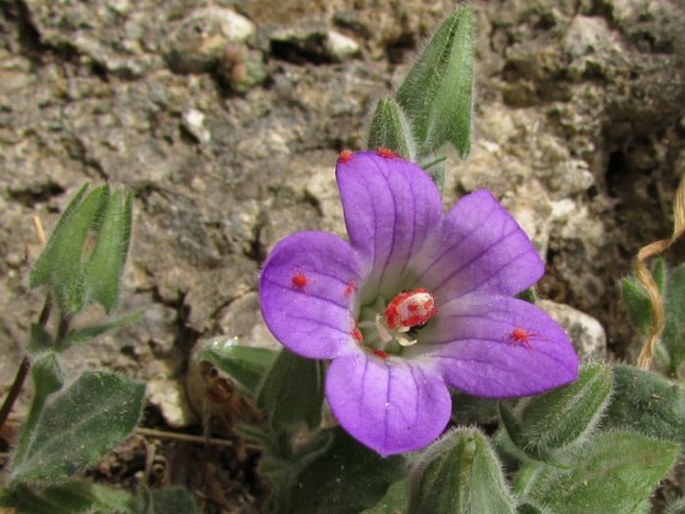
left=1, top=0, right=684, bottom=483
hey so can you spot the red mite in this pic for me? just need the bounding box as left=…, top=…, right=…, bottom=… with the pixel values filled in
left=338, top=149, right=353, bottom=163
left=291, top=272, right=309, bottom=289
left=508, top=327, right=536, bottom=350
left=376, top=147, right=397, bottom=159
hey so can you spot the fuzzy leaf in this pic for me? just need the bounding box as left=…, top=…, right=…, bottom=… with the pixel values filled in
left=132, top=487, right=197, bottom=514
left=367, top=97, right=416, bottom=161
left=0, top=481, right=133, bottom=514
left=604, top=364, right=685, bottom=446
left=288, top=427, right=406, bottom=514
left=362, top=479, right=408, bottom=514
left=12, top=352, right=64, bottom=467
left=665, top=497, right=685, bottom=514
left=59, top=310, right=144, bottom=350
left=82, top=188, right=133, bottom=313
left=10, top=371, right=145, bottom=484
left=662, top=263, right=685, bottom=376
left=499, top=363, right=612, bottom=462
left=621, top=258, right=665, bottom=337
left=408, top=427, right=516, bottom=514
left=26, top=323, right=54, bottom=355
left=395, top=5, right=473, bottom=158
left=196, top=337, right=277, bottom=396
left=30, top=185, right=110, bottom=314
left=256, top=349, right=324, bottom=430
left=524, top=431, right=678, bottom=513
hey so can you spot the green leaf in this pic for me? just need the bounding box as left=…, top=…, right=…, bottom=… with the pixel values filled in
left=256, top=349, right=324, bottom=430
left=362, top=479, right=408, bottom=514
left=621, top=258, right=665, bottom=337
left=523, top=431, right=678, bottom=514
left=499, top=363, right=612, bottom=463
left=26, top=323, right=54, bottom=355
left=59, top=310, right=144, bottom=350
left=1, top=481, right=133, bottom=514
left=408, top=427, right=516, bottom=514
left=665, top=497, right=685, bottom=514
left=367, top=97, right=416, bottom=161
left=10, top=371, right=145, bottom=484
left=30, top=185, right=110, bottom=314
left=662, top=263, right=685, bottom=376
left=395, top=5, right=474, bottom=158
left=288, top=427, right=406, bottom=514
left=451, top=390, right=499, bottom=425
left=12, top=352, right=64, bottom=466
left=132, top=487, right=197, bottom=514
left=604, top=364, right=685, bottom=446
left=83, top=188, right=133, bottom=314
left=195, top=337, right=277, bottom=396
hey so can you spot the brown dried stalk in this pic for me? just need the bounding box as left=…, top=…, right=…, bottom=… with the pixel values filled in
left=635, top=175, right=685, bottom=369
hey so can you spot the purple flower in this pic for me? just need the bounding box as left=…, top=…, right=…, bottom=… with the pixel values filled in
left=259, top=150, right=579, bottom=456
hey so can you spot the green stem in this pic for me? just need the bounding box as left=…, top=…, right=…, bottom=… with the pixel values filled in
left=0, top=296, right=53, bottom=431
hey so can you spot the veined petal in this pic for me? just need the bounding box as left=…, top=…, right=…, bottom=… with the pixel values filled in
left=325, top=353, right=451, bottom=456
left=414, top=296, right=578, bottom=398
left=336, top=151, right=443, bottom=299
left=260, top=231, right=363, bottom=360
left=416, top=190, right=544, bottom=301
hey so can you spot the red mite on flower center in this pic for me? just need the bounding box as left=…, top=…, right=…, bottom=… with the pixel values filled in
left=384, top=288, right=437, bottom=331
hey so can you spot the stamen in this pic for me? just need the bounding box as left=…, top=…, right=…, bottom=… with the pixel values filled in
left=384, top=289, right=437, bottom=331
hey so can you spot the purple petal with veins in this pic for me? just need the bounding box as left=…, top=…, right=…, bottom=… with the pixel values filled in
left=259, top=150, right=579, bottom=456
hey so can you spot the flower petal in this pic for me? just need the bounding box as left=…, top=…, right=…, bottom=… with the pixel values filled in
left=416, top=189, right=544, bottom=300
left=325, top=353, right=451, bottom=456
left=415, top=296, right=578, bottom=398
left=260, top=231, right=363, bottom=359
left=336, top=151, right=443, bottom=298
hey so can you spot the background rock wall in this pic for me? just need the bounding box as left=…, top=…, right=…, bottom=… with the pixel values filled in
left=1, top=0, right=684, bottom=420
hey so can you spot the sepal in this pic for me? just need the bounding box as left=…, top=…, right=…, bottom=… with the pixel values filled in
left=408, top=427, right=516, bottom=514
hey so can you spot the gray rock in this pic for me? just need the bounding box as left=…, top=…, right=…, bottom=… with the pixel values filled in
left=165, top=7, right=256, bottom=73
left=538, top=299, right=607, bottom=362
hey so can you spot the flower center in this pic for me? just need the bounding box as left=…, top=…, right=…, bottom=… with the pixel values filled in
left=357, top=288, right=438, bottom=355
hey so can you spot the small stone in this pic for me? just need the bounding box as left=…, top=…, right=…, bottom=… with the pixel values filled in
left=166, top=8, right=256, bottom=73
left=326, top=30, right=360, bottom=61
left=147, top=378, right=197, bottom=428
left=182, top=108, right=211, bottom=144
left=538, top=299, right=607, bottom=362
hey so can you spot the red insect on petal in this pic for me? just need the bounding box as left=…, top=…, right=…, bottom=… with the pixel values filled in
left=376, top=147, right=397, bottom=159
left=291, top=272, right=309, bottom=289
left=338, top=149, right=354, bottom=164
left=352, top=325, right=364, bottom=343
left=344, top=282, right=357, bottom=298
left=372, top=349, right=390, bottom=359
left=508, top=327, right=535, bottom=350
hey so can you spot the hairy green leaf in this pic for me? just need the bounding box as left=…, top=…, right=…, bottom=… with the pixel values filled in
left=499, top=363, right=612, bottom=463
left=60, top=310, right=144, bottom=350
left=367, top=97, right=416, bottom=161
left=395, top=5, right=474, bottom=158
left=1, top=481, right=133, bottom=514
left=12, top=352, right=64, bottom=467
left=10, top=371, right=145, bottom=484
left=288, top=427, right=405, bottom=514
left=257, top=349, right=323, bottom=430
left=408, top=427, right=516, bottom=514
left=30, top=185, right=110, bottom=314
left=83, top=188, right=133, bottom=313
left=604, top=364, right=685, bottom=446
left=524, top=431, right=678, bottom=514
left=196, top=337, right=277, bottom=396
